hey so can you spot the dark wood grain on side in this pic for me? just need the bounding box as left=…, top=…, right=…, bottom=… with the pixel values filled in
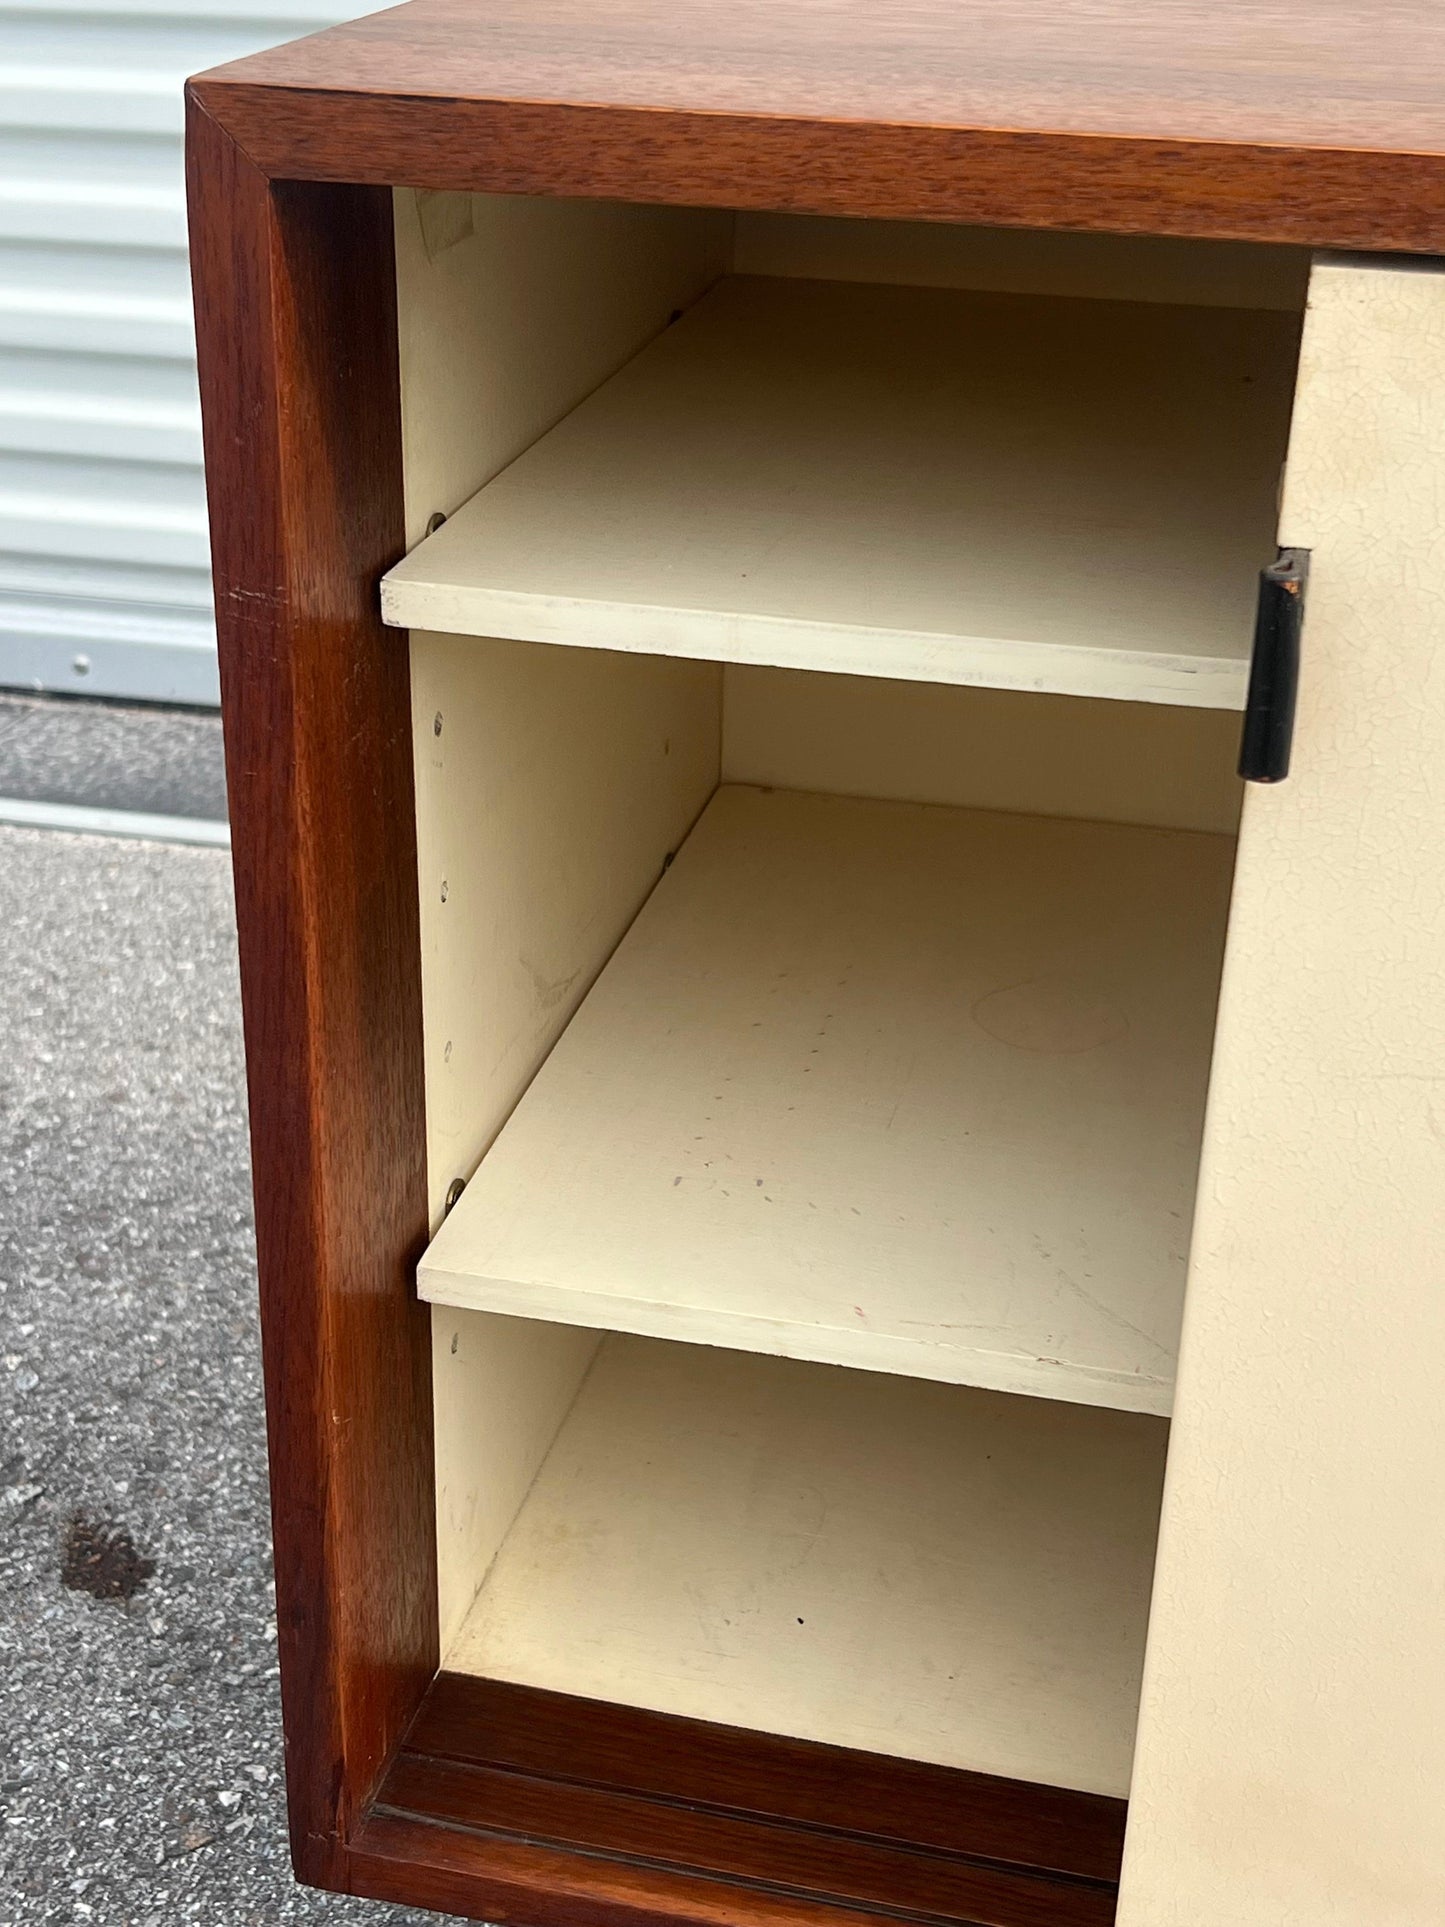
left=370, top=1754, right=1116, bottom=1927
left=186, top=82, right=1445, bottom=256
left=340, top=1675, right=1121, bottom=1927
left=187, top=0, right=1445, bottom=152
left=408, top=1673, right=1126, bottom=1885
left=186, top=0, right=1445, bottom=252
left=349, top=1805, right=939, bottom=1927
left=185, top=94, right=434, bottom=1885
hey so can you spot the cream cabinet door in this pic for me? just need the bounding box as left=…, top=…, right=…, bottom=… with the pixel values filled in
left=1118, top=255, right=1445, bottom=1924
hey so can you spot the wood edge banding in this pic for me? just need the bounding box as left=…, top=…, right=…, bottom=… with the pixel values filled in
left=347, top=1675, right=1124, bottom=1926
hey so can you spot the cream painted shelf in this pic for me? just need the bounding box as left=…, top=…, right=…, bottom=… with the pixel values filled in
left=382, top=274, right=1298, bottom=707
left=420, top=785, right=1235, bottom=1414
left=446, top=1332, right=1168, bottom=1797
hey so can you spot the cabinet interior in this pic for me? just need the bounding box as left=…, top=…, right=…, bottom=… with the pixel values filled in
left=396, top=190, right=1306, bottom=1798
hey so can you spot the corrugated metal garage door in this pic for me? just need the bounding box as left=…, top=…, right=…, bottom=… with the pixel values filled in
left=0, top=0, right=373, bottom=705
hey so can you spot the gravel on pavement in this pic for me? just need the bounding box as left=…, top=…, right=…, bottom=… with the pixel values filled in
left=0, top=820, right=453, bottom=1926
left=0, top=695, right=228, bottom=823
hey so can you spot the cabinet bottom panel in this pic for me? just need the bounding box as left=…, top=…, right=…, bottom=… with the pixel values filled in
left=353, top=1674, right=1124, bottom=1927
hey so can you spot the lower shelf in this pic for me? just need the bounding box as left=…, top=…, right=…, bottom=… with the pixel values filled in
left=422, top=784, right=1235, bottom=1415
left=444, top=1333, right=1167, bottom=1799
left=358, top=1674, right=1125, bottom=1927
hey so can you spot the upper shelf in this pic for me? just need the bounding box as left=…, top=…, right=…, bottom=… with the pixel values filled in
left=421, top=784, right=1235, bottom=1416
left=382, top=276, right=1297, bottom=707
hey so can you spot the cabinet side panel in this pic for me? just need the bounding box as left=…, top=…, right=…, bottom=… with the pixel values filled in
left=723, top=666, right=1243, bottom=834
left=186, top=101, right=432, bottom=1882
left=412, top=633, right=721, bottom=1225
left=395, top=189, right=731, bottom=547
left=1119, top=257, right=1445, bottom=1924
left=432, top=1311, right=601, bottom=1653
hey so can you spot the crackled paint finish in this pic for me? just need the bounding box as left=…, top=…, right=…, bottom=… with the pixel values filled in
left=1119, top=257, right=1445, bottom=1924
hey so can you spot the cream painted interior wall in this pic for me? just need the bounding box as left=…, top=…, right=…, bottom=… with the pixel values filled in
left=1118, top=256, right=1445, bottom=1925
left=722, top=668, right=1243, bottom=835
left=397, top=191, right=728, bottom=1642
left=394, top=188, right=731, bottom=550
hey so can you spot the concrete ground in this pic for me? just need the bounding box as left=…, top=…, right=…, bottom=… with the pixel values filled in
left=0, top=696, right=448, bottom=1923
left=0, top=692, right=229, bottom=822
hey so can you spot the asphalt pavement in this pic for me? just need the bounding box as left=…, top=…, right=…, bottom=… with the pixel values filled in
left=0, top=693, right=228, bottom=822
left=0, top=695, right=449, bottom=1923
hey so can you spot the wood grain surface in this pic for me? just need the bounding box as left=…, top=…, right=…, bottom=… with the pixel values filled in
left=185, top=94, right=435, bottom=1884
left=409, top=1675, right=1129, bottom=1883
left=190, top=0, right=1445, bottom=250
left=346, top=1674, right=1124, bottom=1927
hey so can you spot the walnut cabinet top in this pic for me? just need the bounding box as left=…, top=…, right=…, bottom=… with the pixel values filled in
left=190, top=0, right=1445, bottom=252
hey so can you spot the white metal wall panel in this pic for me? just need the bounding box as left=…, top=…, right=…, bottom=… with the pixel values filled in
left=0, top=0, right=376, bottom=704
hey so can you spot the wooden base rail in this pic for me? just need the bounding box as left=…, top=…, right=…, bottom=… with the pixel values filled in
left=346, top=1676, right=1125, bottom=1927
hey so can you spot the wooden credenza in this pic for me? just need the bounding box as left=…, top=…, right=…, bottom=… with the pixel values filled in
left=186, top=7, right=1445, bottom=1922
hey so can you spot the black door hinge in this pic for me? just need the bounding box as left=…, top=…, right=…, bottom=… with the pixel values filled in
left=1238, top=548, right=1309, bottom=783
